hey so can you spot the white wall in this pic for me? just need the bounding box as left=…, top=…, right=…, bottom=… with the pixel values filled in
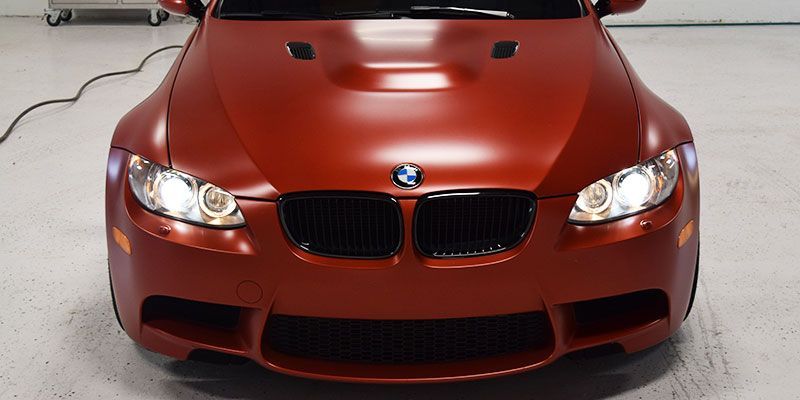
left=607, top=0, right=800, bottom=24
left=1, top=0, right=45, bottom=16
left=2, top=0, right=800, bottom=22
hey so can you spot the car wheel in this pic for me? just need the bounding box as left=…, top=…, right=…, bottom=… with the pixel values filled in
left=60, top=9, right=73, bottom=21
left=109, top=266, right=124, bottom=330
left=46, top=13, right=61, bottom=27
left=684, top=245, right=700, bottom=320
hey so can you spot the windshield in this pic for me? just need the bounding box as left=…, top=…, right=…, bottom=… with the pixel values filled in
left=216, top=1, right=586, bottom=20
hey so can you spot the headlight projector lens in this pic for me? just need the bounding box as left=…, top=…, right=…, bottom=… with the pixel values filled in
left=569, top=149, right=680, bottom=224
left=127, top=155, right=245, bottom=228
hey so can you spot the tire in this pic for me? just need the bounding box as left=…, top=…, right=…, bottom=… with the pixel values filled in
left=46, top=14, right=61, bottom=27
left=60, top=9, right=73, bottom=21
left=158, top=9, right=170, bottom=21
left=109, top=266, right=124, bottom=330
left=147, top=11, right=162, bottom=26
left=684, top=245, right=700, bottom=320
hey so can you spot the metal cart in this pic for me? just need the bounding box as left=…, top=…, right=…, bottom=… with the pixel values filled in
left=45, top=0, right=170, bottom=27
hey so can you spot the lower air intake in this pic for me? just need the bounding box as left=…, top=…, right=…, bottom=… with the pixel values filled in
left=266, top=312, right=550, bottom=364
left=141, top=296, right=241, bottom=330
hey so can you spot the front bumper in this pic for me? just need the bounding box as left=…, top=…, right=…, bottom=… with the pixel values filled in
left=106, top=143, right=700, bottom=383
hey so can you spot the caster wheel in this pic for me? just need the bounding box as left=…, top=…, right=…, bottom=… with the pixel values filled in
left=46, top=13, right=62, bottom=27
left=158, top=9, right=170, bottom=21
left=60, top=9, right=73, bottom=21
left=148, top=11, right=162, bottom=26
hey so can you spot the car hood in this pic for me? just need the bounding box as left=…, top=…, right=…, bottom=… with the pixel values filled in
left=168, top=16, right=639, bottom=199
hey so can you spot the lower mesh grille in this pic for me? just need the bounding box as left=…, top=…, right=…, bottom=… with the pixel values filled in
left=266, top=312, right=549, bottom=364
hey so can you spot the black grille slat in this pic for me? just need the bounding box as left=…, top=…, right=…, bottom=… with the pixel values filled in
left=280, top=193, right=402, bottom=259
left=267, top=312, right=549, bottom=364
left=415, top=192, right=535, bottom=258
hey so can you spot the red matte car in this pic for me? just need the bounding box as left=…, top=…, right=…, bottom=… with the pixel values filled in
left=106, top=0, right=700, bottom=383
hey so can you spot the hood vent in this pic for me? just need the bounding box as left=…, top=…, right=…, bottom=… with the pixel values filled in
left=492, top=41, right=520, bottom=59
left=287, top=42, right=316, bottom=60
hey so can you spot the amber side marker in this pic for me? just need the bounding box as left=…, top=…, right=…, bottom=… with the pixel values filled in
left=112, top=227, right=132, bottom=255
left=677, top=220, right=696, bottom=248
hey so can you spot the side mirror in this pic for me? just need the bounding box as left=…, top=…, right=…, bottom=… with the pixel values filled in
left=158, top=0, right=206, bottom=19
left=595, top=0, right=647, bottom=18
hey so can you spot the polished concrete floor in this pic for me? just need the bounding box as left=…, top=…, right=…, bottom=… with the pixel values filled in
left=1, top=15, right=799, bottom=399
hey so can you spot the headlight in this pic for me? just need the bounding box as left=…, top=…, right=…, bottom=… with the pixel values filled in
left=127, top=155, right=245, bottom=228
left=569, top=149, right=680, bottom=224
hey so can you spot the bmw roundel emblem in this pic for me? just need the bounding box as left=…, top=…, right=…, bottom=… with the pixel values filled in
left=391, top=163, right=424, bottom=189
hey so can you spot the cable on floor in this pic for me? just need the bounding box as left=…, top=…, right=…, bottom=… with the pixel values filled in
left=0, top=45, right=183, bottom=146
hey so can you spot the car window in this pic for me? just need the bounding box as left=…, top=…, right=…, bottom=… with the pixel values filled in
left=217, top=0, right=586, bottom=20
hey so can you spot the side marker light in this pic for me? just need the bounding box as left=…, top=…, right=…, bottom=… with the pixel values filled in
left=112, top=227, right=132, bottom=255
left=677, top=220, right=696, bottom=248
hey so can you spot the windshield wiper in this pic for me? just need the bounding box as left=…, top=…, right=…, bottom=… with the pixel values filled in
left=334, top=10, right=399, bottom=18
left=409, top=6, right=514, bottom=19
left=221, top=9, right=400, bottom=20
left=221, top=7, right=513, bottom=21
left=219, top=10, right=334, bottom=20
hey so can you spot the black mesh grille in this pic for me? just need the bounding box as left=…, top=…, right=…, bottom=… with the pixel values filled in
left=279, top=193, right=403, bottom=259
left=414, top=192, right=536, bottom=258
left=266, top=312, right=549, bottom=364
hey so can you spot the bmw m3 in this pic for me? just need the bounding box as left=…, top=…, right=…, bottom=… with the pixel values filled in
left=106, top=0, right=700, bottom=382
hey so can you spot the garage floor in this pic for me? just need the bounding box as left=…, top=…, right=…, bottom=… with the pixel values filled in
left=1, top=15, right=799, bottom=399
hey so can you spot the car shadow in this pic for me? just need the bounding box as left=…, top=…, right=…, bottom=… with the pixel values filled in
left=134, top=330, right=685, bottom=400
